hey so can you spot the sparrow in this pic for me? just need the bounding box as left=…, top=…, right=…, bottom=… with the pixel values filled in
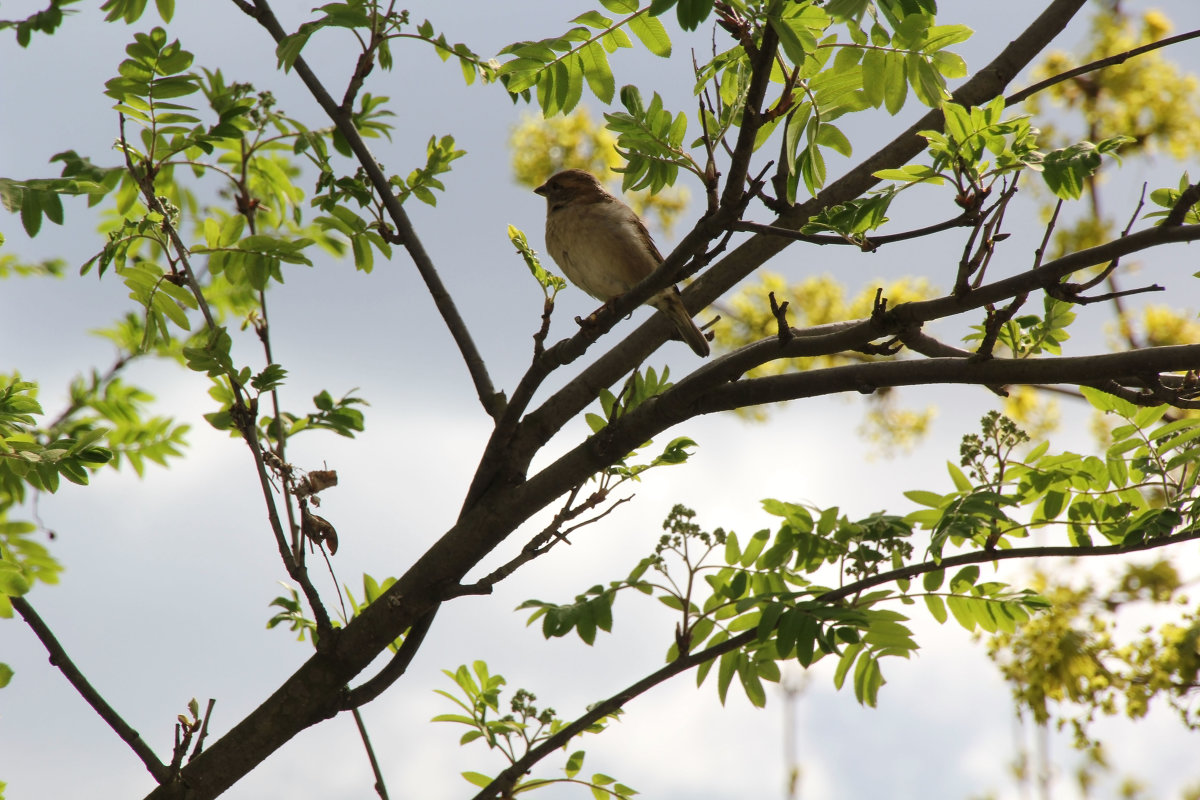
left=534, top=169, right=710, bottom=357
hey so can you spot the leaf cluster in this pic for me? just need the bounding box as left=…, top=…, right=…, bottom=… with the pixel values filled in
left=1, top=0, right=81, bottom=47
left=434, top=661, right=636, bottom=799
left=988, top=560, right=1200, bottom=753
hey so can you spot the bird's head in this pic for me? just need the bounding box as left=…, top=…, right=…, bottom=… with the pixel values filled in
left=534, top=169, right=610, bottom=210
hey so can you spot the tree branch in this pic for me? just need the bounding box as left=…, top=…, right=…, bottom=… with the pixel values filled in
left=13, top=595, right=169, bottom=783
left=691, top=346, right=1200, bottom=413
left=237, top=0, right=504, bottom=420
left=1005, top=28, right=1200, bottom=107
left=516, top=0, right=1092, bottom=465
left=889, top=224, right=1200, bottom=329
left=472, top=525, right=1200, bottom=799
left=341, top=607, right=437, bottom=709
left=118, top=111, right=333, bottom=641
left=1164, top=182, right=1200, bottom=227
left=352, top=707, right=391, bottom=800
left=736, top=209, right=978, bottom=248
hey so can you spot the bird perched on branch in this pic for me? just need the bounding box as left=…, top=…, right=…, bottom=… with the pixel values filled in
left=534, top=169, right=710, bottom=357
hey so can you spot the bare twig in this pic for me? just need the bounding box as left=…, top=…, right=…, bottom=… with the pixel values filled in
left=13, top=596, right=169, bottom=783
left=769, top=291, right=793, bottom=344
left=1033, top=198, right=1064, bottom=272
left=974, top=293, right=1029, bottom=360
left=1047, top=186, right=1155, bottom=306
left=532, top=297, right=556, bottom=359
left=1050, top=283, right=1165, bottom=306
left=455, top=485, right=633, bottom=596
left=737, top=209, right=978, bottom=249
left=189, top=699, right=217, bottom=762
left=352, top=708, right=391, bottom=800
left=341, top=607, right=438, bottom=709
left=1007, top=28, right=1200, bottom=107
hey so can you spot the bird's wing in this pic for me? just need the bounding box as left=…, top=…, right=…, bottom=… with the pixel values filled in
left=629, top=208, right=665, bottom=263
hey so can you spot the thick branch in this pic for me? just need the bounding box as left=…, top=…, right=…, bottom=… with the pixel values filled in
left=14, top=595, right=169, bottom=783
left=690, top=346, right=1200, bottom=413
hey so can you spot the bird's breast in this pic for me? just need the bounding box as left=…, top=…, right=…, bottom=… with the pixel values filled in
left=545, top=203, right=659, bottom=302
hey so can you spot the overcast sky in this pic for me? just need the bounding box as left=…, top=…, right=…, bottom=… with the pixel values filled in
left=3, top=2, right=1200, bottom=799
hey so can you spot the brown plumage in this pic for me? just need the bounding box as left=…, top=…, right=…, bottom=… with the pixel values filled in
left=534, top=169, right=710, bottom=357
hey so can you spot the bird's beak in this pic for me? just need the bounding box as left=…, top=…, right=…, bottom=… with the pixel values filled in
left=534, top=182, right=548, bottom=196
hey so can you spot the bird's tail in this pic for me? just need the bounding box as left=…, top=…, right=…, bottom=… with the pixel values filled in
left=652, top=289, right=710, bottom=358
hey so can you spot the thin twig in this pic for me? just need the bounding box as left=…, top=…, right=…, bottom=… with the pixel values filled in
left=118, top=113, right=333, bottom=640
left=238, top=0, right=503, bottom=420
left=1007, top=28, right=1200, bottom=107
left=454, top=485, right=632, bottom=596
left=13, top=596, right=169, bottom=783
left=189, top=699, right=217, bottom=761
left=352, top=708, right=391, bottom=800
left=341, top=607, right=438, bottom=709
left=738, top=210, right=978, bottom=248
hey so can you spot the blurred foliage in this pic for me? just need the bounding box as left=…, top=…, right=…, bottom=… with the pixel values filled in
left=1002, top=385, right=1061, bottom=444
left=511, top=107, right=689, bottom=233
left=1029, top=8, right=1200, bottom=161
left=715, top=272, right=937, bottom=439
left=713, top=272, right=937, bottom=374
left=987, top=561, right=1200, bottom=748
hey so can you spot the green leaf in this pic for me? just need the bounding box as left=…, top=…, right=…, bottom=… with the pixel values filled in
left=723, top=530, right=740, bottom=565
left=904, top=490, right=944, bottom=508
left=599, top=0, right=638, bottom=12
left=882, top=50, right=907, bottom=115
left=578, top=42, right=615, bottom=104
left=628, top=14, right=671, bottom=57
left=833, top=642, right=863, bottom=689
left=922, top=568, right=944, bottom=592
left=716, top=650, right=737, bottom=704
left=565, top=750, right=585, bottom=778
left=0, top=564, right=32, bottom=597
left=737, top=659, right=767, bottom=707
left=853, top=651, right=883, bottom=706
left=1041, top=142, right=1102, bottom=200
left=946, top=595, right=974, bottom=630
left=462, top=772, right=493, bottom=788
left=675, top=0, right=713, bottom=31
left=740, top=529, right=769, bottom=567
left=924, top=594, right=947, bottom=623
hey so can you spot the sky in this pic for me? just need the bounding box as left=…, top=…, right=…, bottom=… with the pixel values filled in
left=3, top=1, right=1200, bottom=799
